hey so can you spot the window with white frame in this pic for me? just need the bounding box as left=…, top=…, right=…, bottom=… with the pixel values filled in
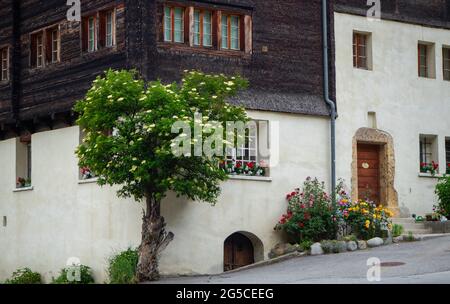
left=16, top=135, right=32, bottom=189
left=1, top=47, right=8, bottom=81
left=49, top=27, right=60, bottom=63
left=30, top=31, right=44, bottom=68
left=223, top=121, right=269, bottom=177
left=79, top=128, right=96, bottom=180
left=194, top=9, right=212, bottom=47
left=221, top=14, right=240, bottom=50
left=164, top=6, right=185, bottom=43
left=105, top=10, right=115, bottom=47
left=419, top=135, right=439, bottom=174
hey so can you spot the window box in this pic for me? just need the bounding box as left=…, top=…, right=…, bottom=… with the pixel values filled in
left=418, top=172, right=443, bottom=178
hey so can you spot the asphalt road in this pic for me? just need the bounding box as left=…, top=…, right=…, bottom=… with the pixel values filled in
left=154, top=236, right=450, bottom=284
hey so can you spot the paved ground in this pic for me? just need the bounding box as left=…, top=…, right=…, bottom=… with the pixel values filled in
left=154, top=236, right=450, bottom=284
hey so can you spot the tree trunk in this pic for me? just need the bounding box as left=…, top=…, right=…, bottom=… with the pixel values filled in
left=136, top=195, right=174, bottom=282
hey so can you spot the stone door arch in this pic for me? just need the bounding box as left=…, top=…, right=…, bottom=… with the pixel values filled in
left=352, top=128, right=399, bottom=216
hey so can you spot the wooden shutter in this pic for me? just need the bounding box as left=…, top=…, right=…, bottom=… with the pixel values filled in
left=98, top=11, right=106, bottom=48
left=215, top=11, right=222, bottom=49
left=30, top=34, right=37, bottom=67
left=244, top=15, right=252, bottom=54
left=184, top=7, right=190, bottom=44
left=81, top=17, right=88, bottom=51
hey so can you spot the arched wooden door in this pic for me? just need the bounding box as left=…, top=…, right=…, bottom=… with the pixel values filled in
left=224, top=233, right=254, bottom=272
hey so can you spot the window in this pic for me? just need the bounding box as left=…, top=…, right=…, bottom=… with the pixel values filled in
left=30, top=32, right=44, bottom=68
left=105, top=10, right=115, bottom=47
left=418, top=42, right=436, bottom=78
left=418, top=44, right=428, bottom=77
left=164, top=6, right=185, bottom=43
left=79, top=128, right=96, bottom=180
left=88, top=16, right=96, bottom=52
left=1, top=47, right=8, bottom=81
left=224, top=121, right=269, bottom=177
left=16, top=135, right=32, bottom=189
left=194, top=10, right=212, bottom=47
left=221, top=14, right=240, bottom=50
left=419, top=135, right=439, bottom=174
left=51, top=29, right=59, bottom=62
left=353, top=32, right=371, bottom=69
left=446, top=138, right=450, bottom=174
left=45, top=27, right=60, bottom=63
left=443, top=47, right=450, bottom=81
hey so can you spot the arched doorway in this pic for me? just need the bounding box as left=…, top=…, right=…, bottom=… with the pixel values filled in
left=224, top=233, right=255, bottom=272
left=352, top=128, right=400, bottom=216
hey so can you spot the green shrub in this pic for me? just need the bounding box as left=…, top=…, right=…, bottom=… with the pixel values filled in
left=298, top=240, right=314, bottom=252
left=405, top=231, right=415, bottom=242
left=342, top=235, right=358, bottom=242
left=107, top=248, right=139, bottom=284
left=52, top=264, right=95, bottom=284
left=320, top=240, right=339, bottom=254
left=4, top=268, right=42, bottom=284
left=392, top=224, right=404, bottom=237
left=275, top=178, right=338, bottom=242
left=435, top=175, right=450, bottom=217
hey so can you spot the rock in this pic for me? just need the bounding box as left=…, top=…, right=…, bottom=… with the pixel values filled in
left=336, top=241, right=347, bottom=253
left=268, top=243, right=297, bottom=259
left=347, top=241, right=358, bottom=251
left=310, top=243, right=324, bottom=256
left=320, top=241, right=334, bottom=254
left=367, top=237, right=384, bottom=247
left=357, top=240, right=368, bottom=250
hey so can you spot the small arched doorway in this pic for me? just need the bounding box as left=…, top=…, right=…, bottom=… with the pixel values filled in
left=224, top=233, right=255, bottom=272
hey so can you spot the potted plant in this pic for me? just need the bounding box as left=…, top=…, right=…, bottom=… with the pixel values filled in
left=435, top=175, right=450, bottom=220
left=80, top=167, right=95, bottom=180
left=16, top=177, right=26, bottom=188
left=425, top=213, right=433, bottom=222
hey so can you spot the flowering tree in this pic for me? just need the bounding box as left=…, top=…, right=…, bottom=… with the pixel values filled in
left=74, top=69, right=248, bottom=281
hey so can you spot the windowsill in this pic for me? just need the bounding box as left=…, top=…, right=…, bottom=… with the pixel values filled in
left=353, top=67, right=372, bottom=71
left=228, top=175, right=272, bottom=182
left=418, top=173, right=443, bottom=178
left=418, top=76, right=436, bottom=80
left=78, top=177, right=99, bottom=184
left=13, top=186, right=34, bottom=192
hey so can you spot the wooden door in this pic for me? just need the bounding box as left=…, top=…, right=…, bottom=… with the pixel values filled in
left=224, top=233, right=254, bottom=272
left=357, top=144, right=380, bottom=204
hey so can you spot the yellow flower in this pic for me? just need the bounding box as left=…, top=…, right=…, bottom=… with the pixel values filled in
left=365, top=220, right=371, bottom=229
